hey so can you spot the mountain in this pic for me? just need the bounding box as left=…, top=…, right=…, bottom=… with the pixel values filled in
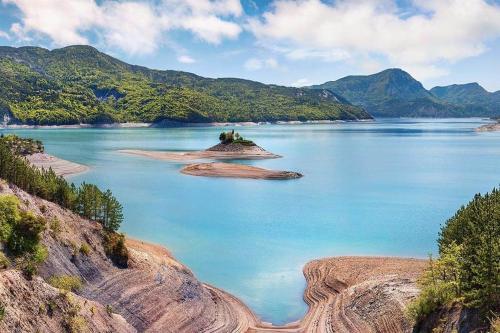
left=0, top=45, right=371, bottom=125
left=310, top=69, right=465, bottom=117
left=430, top=83, right=500, bottom=115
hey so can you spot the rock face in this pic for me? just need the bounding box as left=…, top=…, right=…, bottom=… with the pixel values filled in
left=0, top=270, right=134, bottom=333
left=0, top=182, right=258, bottom=333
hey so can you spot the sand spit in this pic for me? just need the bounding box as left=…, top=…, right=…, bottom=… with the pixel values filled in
left=119, top=147, right=280, bottom=161
left=476, top=122, right=500, bottom=132
left=26, top=153, right=89, bottom=177
left=181, top=162, right=303, bottom=180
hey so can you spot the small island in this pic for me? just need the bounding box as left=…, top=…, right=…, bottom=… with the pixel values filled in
left=181, top=162, right=303, bottom=180
left=120, top=130, right=280, bottom=160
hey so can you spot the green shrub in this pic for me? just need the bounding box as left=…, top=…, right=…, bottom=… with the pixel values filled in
left=49, top=218, right=61, bottom=236
left=0, top=195, right=20, bottom=242
left=48, top=275, right=83, bottom=292
left=7, top=211, right=46, bottom=255
left=65, top=315, right=87, bottom=333
left=0, top=251, right=10, bottom=269
left=79, top=243, right=90, bottom=256
left=105, top=304, right=113, bottom=316
left=103, top=232, right=128, bottom=268
left=0, top=302, right=5, bottom=321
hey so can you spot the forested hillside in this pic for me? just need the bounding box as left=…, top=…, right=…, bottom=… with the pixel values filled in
left=0, top=45, right=371, bottom=125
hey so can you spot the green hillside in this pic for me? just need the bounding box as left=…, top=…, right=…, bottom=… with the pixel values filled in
left=0, top=45, right=371, bottom=125
left=430, top=83, right=500, bottom=115
left=310, top=69, right=484, bottom=117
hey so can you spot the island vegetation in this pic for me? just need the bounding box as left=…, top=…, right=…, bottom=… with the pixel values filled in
left=218, top=130, right=255, bottom=146
left=0, top=136, right=127, bottom=275
left=0, top=45, right=371, bottom=126
left=407, top=188, right=500, bottom=331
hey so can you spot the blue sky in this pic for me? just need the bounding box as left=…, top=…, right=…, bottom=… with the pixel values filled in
left=1, top=0, right=500, bottom=91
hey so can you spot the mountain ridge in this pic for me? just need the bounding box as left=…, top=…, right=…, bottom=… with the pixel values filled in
left=0, top=45, right=371, bottom=125
left=311, top=68, right=500, bottom=118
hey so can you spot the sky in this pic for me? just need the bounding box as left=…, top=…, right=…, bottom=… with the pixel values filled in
left=1, top=0, right=500, bottom=91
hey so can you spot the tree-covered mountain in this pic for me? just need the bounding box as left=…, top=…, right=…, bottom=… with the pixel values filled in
left=0, top=45, right=371, bottom=125
left=310, top=68, right=500, bottom=118
left=430, top=83, right=500, bottom=115
left=310, top=69, right=460, bottom=117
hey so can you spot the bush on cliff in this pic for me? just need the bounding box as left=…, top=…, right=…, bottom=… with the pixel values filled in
left=0, top=195, right=48, bottom=278
left=103, top=231, right=128, bottom=268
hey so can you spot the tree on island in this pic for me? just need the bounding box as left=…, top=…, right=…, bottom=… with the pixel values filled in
left=218, top=130, right=255, bottom=146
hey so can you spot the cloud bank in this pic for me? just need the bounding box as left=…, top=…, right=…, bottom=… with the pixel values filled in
left=3, top=0, right=242, bottom=55
left=249, top=0, right=500, bottom=79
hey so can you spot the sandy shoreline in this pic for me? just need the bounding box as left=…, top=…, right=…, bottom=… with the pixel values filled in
left=25, top=153, right=89, bottom=177
left=181, top=162, right=303, bottom=180
left=119, top=148, right=281, bottom=161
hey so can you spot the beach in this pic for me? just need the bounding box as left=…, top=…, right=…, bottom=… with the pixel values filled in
left=26, top=153, right=89, bottom=177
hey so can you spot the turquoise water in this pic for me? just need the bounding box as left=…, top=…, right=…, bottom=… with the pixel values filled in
left=4, top=118, right=500, bottom=324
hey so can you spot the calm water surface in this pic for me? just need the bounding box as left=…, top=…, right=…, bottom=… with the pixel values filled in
left=5, top=118, right=500, bottom=324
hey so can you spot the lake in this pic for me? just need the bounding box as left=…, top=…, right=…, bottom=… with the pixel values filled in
left=4, top=118, right=500, bottom=324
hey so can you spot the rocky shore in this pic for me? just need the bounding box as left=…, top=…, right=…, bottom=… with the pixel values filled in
left=181, top=162, right=303, bottom=180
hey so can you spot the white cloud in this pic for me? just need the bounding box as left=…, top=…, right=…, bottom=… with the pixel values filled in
left=244, top=57, right=279, bottom=71
left=249, top=0, right=500, bottom=80
left=3, top=0, right=243, bottom=55
left=177, top=55, right=196, bottom=64
left=0, top=30, right=10, bottom=40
